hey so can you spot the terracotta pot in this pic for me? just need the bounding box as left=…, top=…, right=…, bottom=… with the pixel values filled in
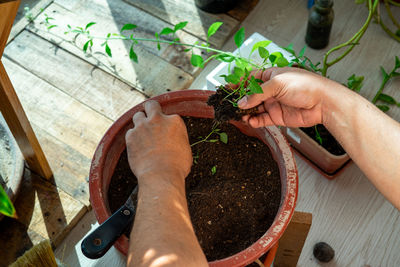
left=89, top=90, right=298, bottom=266
left=281, top=127, right=350, bottom=176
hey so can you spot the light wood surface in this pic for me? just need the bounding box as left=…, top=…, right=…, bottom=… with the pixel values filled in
left=1, top=0, right=399, bottom=266
left=123, top=0, right=239, bottom=48
left=274, top=212, right=312, bottom=267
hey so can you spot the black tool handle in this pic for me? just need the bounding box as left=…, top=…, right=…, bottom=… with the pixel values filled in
left=81, top=205, right=134, bottom=259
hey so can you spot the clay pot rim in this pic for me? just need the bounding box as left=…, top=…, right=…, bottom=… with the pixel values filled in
left=290, top=127, right=349, bottom=160
left=89, top=90, right=298, bottom=266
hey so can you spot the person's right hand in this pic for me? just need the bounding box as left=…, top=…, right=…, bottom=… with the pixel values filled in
left=239, top=67, right=339, bottom=128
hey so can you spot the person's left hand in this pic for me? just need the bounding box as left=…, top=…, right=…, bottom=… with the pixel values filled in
left=125, top=100, right=192, bottom=184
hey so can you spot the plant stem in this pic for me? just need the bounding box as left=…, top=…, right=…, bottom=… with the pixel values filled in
left=190, top=124, right=220, bottom=147
left=79, top=32, right=262, bottom=69
left=371, top=64, right=398, bottom=103
left=384, top=0, right=400, bottom=29
left=321, top=0, right=378, bottom=76
left=388, top=0, right=400, bottom=7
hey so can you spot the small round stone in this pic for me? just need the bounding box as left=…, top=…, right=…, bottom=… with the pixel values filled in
left=313, top=242, right=335, bottom=262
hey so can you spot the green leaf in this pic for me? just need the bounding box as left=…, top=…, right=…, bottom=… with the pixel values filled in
left=191, top=54, right=204, bottom=67
left=315, top=127, right=323, bottom=145
left=219, top=132, right=228, bottom=144
left=396, top=29, right=400, bottom=37
left=250, top=40, right=272, bottom=55
left=85, top=22, right=96, bottom=30
left=234, top=28, right=245, bottom=48
left=258, top=47, right=269, bottom=59
left=83, top=40, right=90, bottom=53
left=47, top=25, right=57, bottom=30
left=129, top=45, right=138, bottom=63
left=380, top=66, right=389, bottom=80
left=395, top=56, right=400, bottom=69
left=377, top=93, right=396, bottom=104
left=299, top=45, right=306, bottom=58
left=155, top=32, right=161, bottom=50
left=0, top=185, right=16, bottom=218
left=248, top=76, right=263, bottom=94
left=347, top=74, right=364, bottom=92
left=207, top=22, right=223, bottom=38
left=105, top=43, right=112, bottom=57
left=216, top=54, right=235, bottom=63
left=275, top=56, right=289, bottom=67
left=284, top=43, right=295, bottom=55
left=224, top=74, right=240, bottom=84
left=121, top=23, right=137, bottom=32
left=211, top=165, right=217, bottom=175
left=174, top=21, right=188, bottom=31
left=377, top=105, right=390, bottom=112
left=233, top=67, right=244, bottom=78
left=160, top=27, right=175, bottom=35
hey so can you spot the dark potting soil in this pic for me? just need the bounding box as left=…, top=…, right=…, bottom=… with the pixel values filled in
left=301, top=124, right=346, bottom=156
left=108, top=117, right=281, bottom=262
left=207, top=85, right=257, bottom=122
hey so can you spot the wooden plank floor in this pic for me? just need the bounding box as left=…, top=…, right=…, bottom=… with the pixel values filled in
left=1, top=0, right=399, bottom=266
left=53, top=1, right=400, bottom=266
left=0, top=0, right=258, bottom=265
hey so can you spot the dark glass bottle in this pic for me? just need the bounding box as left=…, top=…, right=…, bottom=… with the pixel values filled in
left=305, top=0, right=334, bottom=49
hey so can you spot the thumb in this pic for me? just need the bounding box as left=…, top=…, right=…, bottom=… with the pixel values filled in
left=238, top=80, right=276, bottom=109
left=238, top=68, right=277, bottom=109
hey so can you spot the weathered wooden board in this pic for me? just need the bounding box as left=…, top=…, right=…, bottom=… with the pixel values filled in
left=27, top=2, right=194, bottom=96
left=7, top=0, right=53, bottom=44
left=33, top=124, right=91, bottom=207
left=123, top=0, right=239, bottom=48
left=53, top=0, right=211, bottom=77
left=5, top=30, right=147, bottom=121
left=227, top=0, right=259, bottom=22
left=0, top=169, right=87, bottom=266
left=2, top=56, right=112, bottom=160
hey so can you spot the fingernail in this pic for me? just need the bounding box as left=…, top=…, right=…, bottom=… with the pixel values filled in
left=238, top=96, right=247, bottom=108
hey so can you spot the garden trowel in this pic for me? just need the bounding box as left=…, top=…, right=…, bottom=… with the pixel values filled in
left=81, top=185, right=138, bottom=259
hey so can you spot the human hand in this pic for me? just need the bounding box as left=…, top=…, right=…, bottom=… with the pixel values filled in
left=125, top=100, right=192, bottom=183
left=239, top=67, right=338, bottom=128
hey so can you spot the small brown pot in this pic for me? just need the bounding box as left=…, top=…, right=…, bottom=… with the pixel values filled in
left=89, top=90, right=298, bottom=266
left=281, top=127, right=351, bottom=177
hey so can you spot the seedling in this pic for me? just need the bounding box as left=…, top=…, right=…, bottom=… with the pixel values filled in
left=372, top=56, right=400, bottom=112
left=190, top=122, right=228, bottom=147
left=211, top=165, right=217, bottom=175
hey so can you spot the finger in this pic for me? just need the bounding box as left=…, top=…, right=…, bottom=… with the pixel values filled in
left=144, top=100, right=162, bottom=118
left=132, top=111, right=146, bottom=125
left=248, top=113, right=274, bottom=128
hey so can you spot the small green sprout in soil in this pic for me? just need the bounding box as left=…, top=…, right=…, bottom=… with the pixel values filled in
left=211, top=165, right=217, bottom=175
left=190, top=122, right=228, bottom=147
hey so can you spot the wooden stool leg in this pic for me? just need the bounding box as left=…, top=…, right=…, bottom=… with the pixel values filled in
left=274, top=211, right=312, bottom=267
left=0, top=61, right=53, bottom=179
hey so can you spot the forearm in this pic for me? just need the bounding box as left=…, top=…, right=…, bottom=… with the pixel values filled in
left=127, top=173, right=207, bottom=267
left=323, top=84, right=400, bottom=209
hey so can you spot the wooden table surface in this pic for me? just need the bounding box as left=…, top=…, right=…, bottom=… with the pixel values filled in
left=3, top=0, right=400, bottom=266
